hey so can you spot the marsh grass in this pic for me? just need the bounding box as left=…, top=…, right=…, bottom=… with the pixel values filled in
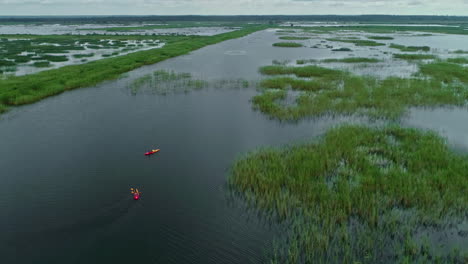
left=230, top=125, right=468, bottom=263
left=72, top=53, right=94, bottom=58
left=322, top=57, right=381, bottom=63
left=367, top=36, right=394, bottom=40
left=332, top=47, right=352, bottom=52
left=254, top=64, right=468, bottom=120
left=446, top=57, right=468, bottom=64
left=297, top=57, right=380, bottom=64
left=279, top=36, right=311, bottom=40
left=0, top=104, right=7, bottom=113
left=0, top=60, right=16, bottom=67
left=451, top=50, right=468, bottom=54
left=273, top=42, right=303, bottom=48
left=33, top=61, right=51, bottom=67
left=393, top=54, right=437, bottom=60
left=390, top=44, right=430, bottom=52
left=129, top=70, right=251, bottom=95
left=129, top=70, right=207, bottom=95
left=326, top=38, right=385, bottom=46
left=42, top=55, right=68, bottom=62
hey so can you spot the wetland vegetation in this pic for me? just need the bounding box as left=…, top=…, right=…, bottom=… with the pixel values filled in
left=279, top=36, right=311, bottom=40
left=0, top=25, right=266, bottom=110
left=297, top=58, right=381, bottom=64
left=273, top=42, right=304, bottom=47
left=389, top=44, right=431, bottom=52
left=326, top=38, right=385, bottom=46
left=253, top=62, right=468, bottom=120
left=393, top=54, right=437, bottom=60
left=230, top=125, right=468, bottom=263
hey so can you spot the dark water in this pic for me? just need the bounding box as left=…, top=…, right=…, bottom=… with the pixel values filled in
left=0, top=30, right=373, bottom=264
left=2, top=29, right=467, bottom=264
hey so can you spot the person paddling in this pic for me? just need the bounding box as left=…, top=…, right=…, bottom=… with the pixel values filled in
left=130, top=188, right=141, bottom=200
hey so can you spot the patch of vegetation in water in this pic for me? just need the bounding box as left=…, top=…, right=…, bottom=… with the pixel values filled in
left=0, top=103, right=7, bottom=113
left=272, top=42, right=303, bottom=48
left=33, top=61, right=51, bottom=67
left=129, top=69, right=251, bottom=95
left=12, top=55, right=31, bottom=63
left=42, top=55, right=68, bottom=62
left=393, top=54, right=437, bottom=60
left=129, top=70, right=207, bottom=95
left=367, top=36, right=394, bottom=40
left=326, top=38, right=386, bottom=46
left=446, top=57, right=468, bottom=64
left=0, top=60, right=16, bottom=67
left=390, top=44, right=431, bottom=52
left=72, top=53, right=94, bottom=58
left=297, top=57, right=381, bottom=64
left=230, top=125, right=468, bottom=263
left=253, top=64, right=468, bottom=120
left=279, top=36, right=310, bottom=40
left=332, top=47, right=353, bottom=52
left=322, top=57, right=381, bottom=63
left=451, top=50, right=468, bottom=54
left=419, top=62, right=468, bottom=83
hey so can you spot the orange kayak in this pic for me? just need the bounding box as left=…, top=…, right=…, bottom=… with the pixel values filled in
left=144, top=149, right=160, bottom=156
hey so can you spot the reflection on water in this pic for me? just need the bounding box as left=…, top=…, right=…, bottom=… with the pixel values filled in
left=402, top=107, right=468, bottom=152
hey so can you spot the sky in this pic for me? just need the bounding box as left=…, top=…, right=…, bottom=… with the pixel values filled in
left=1, top=0, right=468, bottom=16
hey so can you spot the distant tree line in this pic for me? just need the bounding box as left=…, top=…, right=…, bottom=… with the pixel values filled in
left=1, top=15, right=468, bottom=24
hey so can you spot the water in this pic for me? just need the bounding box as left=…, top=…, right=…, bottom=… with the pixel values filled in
left=1, top=29, right=467, bottom=263
left=0, top=24, right=235, bottom=36
left=0, top=30, right=372, bottom=264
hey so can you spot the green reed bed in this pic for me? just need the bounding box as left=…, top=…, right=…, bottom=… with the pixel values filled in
left=367, top=36, right=394, bottom=40
left=0, top=26, right=267, bottom=109
left=419, top=62, right=468, bottom=83
left=446, top=57, right=468, bottom=64
left=33, top=61, right=51, bottom=68
left=297, top=57, right=380, bottom=65
left=451, top=50, right=468, bottom=54
left=72, top=53, right=95, bottom=58
left=279, top=36, right=311, bottom=40
left=390, top=43, right=431, bottom=52
left=253, top=64, right=468, bottom=120
left=42, top=55, right=68, bottom=62
left=332, top=47, right=352, bottom=52
left=273, top=42, right=303, bottom=48
left=128, top=70, right=206, bottom=95
left=12, top=55, right=31, bottom=63
left=0, top=60, right=16, bottom=67
left=0, top=104, right=7, bottom=113
left=129, top=69, right=250, bottom=95
left=393, top=53, right=437, bottom=60
left=326, top=38, right=385, bottom=46
left=322, top=57, right=381, bottom=63
left=230, top=125, right=468, bottom=263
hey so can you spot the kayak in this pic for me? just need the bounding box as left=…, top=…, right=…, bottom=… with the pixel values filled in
left=144, top=149, right=160, bottom=156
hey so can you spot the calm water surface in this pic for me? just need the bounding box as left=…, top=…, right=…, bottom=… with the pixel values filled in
left=1, top=29, right=467, bottom=264
left=0, top=30, right=371, bottom=264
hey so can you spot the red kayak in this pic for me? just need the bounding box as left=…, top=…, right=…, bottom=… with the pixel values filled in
left=131, top=188, right=141, bottom=200
left=145, top=149, right=160, bottom=156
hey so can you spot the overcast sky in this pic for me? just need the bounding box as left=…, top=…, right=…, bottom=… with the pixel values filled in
left=1, top=0, right=467, bottom=16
